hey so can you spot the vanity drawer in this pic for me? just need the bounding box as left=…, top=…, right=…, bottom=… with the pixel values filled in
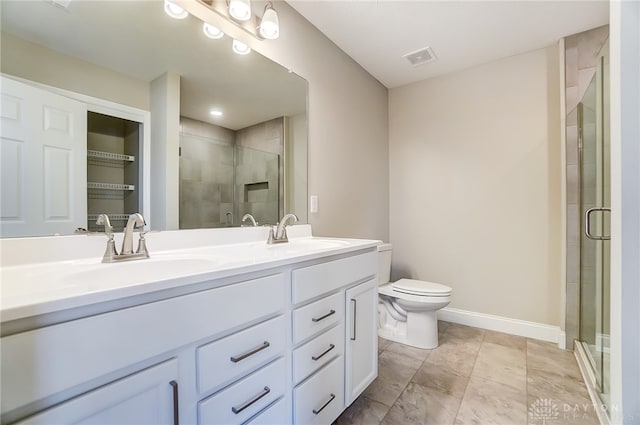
left=198, top=358, right=286, bottom=425
left=293, top=324, right=343, bottom=384
left=292, top=251, right=377, bottom=304
left=294, top=356, right=345, bottom=425
left=197, top=315, right=286, bottom=395
left=245, top=397, right=290, bottom=425
left=293, top=292, right=343, bottom=344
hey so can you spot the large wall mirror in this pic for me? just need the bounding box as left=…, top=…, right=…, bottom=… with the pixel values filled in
left=0, top=0, right=307, bottom=237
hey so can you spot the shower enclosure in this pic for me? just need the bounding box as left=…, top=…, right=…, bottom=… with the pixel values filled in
left=578, top=40, right=610, bottom=407
left=179, top=131, right=281, bottom=229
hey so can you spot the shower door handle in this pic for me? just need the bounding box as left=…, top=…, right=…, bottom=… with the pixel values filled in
left=585, top=207, right=611, bottom=240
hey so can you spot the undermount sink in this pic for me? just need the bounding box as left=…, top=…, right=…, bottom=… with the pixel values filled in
left=60, top=255, right=224, bottom=287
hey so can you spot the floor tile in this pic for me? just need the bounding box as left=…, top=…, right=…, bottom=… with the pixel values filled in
left=483, top=330, right=527, bottom=351
left=378, top=337, right=392, bottom=353
left=384, top=341, right=431, bottom=363
left=363, top=375, right=410, bottom=407
left=380, top=382, right=430, bottom=425
left=526, top=339, right=583, bottom=380
left=443, top=323, right=485, bottom=343
left=334, top=396, right=390, bottom=425
left=454, top=375, right=528, bottom=425
left=423, top=338, right=480, bottom=377
left=412, top=361, right=469, bottom=399
left=527, top=368, right=592, bottom=406
left=338, top=323, right=601, bottom=425
left=472, top=341, right=526, bottom=389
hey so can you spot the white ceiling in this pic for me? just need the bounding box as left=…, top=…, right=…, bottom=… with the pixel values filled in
left=288, top=0, right=609, bottom=88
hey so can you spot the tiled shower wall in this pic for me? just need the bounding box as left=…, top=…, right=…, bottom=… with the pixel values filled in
left=236, top=118, right=285, bottom=221
left=564, top=25, right=609, bottom=349
left=178, top=117, right=283, bottom=229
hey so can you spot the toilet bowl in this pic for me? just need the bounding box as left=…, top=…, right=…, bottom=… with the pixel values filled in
left=377, top=244, right=452, bottom=349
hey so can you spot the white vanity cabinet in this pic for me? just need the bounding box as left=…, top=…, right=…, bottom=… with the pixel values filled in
left=1, top=243, right=379, bottom=425
left=345, top=278, right=379, bottom=405
left=14, top=359, right=179, bottom=425
left=290, top=251, right=378, bottom=423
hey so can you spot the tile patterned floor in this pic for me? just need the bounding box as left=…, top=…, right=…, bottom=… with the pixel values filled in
left=335, top=321, right=602, bottom=425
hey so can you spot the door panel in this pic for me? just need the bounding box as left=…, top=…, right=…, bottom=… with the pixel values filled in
left=0, top=76, right=87, bottom=237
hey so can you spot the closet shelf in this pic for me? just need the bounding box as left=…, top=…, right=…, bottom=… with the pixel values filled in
left=87, top=150, right=135, bottom=162
left=87, top=214, right=132, bottom=222
left=88, top=182, right=135, bottom=191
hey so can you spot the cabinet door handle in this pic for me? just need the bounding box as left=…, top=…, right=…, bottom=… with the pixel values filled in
left=169, top=380, right=179, bottom=425
left=231, top=386, right=271, bottom=414
left=311, top=344, right=336, bottom=361
left=312, top=309, right=336, bottom=322
left=230, top=341, right=270, bottom=363
left=351, top=299, right=357, bottom=341
left=312, top=393, right=336, bottom=415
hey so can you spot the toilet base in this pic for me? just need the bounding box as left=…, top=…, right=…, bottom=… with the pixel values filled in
left=378, top=310, right=440, bottom=350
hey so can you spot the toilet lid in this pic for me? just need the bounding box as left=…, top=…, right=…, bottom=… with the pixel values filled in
left=391, top=279, right=452, bottom=296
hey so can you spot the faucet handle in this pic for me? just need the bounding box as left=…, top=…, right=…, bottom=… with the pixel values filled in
left=96, top=214, right=114, bottom=237
left=136, top=231, right=150, bottom=258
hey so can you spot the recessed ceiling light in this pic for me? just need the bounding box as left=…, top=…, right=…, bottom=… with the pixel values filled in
left=203, top=22, right=224, bottom=40
left=232, top=39, right=251, bottom=55
left=164, top=0, right=188, bottom=19
left=210, top=110, right=223, bottom=117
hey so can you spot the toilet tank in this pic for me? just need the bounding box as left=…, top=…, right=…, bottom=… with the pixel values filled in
left=377, top=243, right=393, bottom=284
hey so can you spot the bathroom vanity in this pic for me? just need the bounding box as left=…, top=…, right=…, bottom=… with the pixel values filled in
left=0, top=226, right=379, bottom=424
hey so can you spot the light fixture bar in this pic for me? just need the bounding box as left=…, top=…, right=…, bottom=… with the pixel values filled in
left=182, top=0, right=265, bottom=41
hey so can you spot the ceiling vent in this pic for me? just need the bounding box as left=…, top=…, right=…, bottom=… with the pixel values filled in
left=403, top=46, right=437, bottom=67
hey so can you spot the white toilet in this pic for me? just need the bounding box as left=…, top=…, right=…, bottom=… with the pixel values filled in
left=377, top=243, right=452, bottom=349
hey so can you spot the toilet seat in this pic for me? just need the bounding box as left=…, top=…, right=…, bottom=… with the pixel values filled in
left=390, top=279, right=451, bottom=297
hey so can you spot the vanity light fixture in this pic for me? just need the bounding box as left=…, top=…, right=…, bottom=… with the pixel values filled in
left=259, top=2, right=279, bottom=40
left=232, top=39, right=251, bottom=55
left=164, top=0, right=188, bottom=19
left=203, top=22, right=224, bottom=39
left=228, top=0, right=251, bottom=21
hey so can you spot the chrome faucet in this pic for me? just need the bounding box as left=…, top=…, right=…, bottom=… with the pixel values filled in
left=267, top=213, right=299, bottom=244
left=122, top=213, right=146, bottom=254
left=242, top=213, right=258, bottom=227
left=96, top=213, right=150, bottom=263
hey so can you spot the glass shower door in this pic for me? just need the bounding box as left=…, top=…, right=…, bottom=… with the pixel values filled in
left=578, top=42, right=610, bottom=405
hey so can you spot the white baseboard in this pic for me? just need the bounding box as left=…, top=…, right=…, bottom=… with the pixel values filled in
left=438, top=307, right=566, bottom=349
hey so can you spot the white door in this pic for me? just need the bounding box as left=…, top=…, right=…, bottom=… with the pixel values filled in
left=345, top=278, right=378, bottom=405
left=16, top=359, right=178, bottom=425
left=1, top=76, right=87, bottom=237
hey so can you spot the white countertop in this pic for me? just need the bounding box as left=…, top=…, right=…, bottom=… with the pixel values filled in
left=0, top=226, right=380, bottom=323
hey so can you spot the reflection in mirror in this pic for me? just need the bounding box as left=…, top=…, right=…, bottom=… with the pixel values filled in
left=0, top=0, right=307, bottom=237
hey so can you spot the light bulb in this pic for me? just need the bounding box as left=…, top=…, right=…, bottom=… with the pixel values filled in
left=164, top=0, right=188, bottom=19
left=203, top=22, right=224, bottom=39
left=259, top=4, right=279, bottom=40
left=228, top=0, right=251, bottom=21
left=232, top=39, right=251, bottom=55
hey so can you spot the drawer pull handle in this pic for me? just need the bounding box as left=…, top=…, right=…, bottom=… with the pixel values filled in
left=312, top=309, right=336, bottom=323
left=231, top=386, right=271, bottom=414
left=169, top=380, right=179, bottom=425
left=312, top=393, right=336, bottom=415
left=230, top=341, right=270, bottom=363
left=311, top=344, right=336, bottom=361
